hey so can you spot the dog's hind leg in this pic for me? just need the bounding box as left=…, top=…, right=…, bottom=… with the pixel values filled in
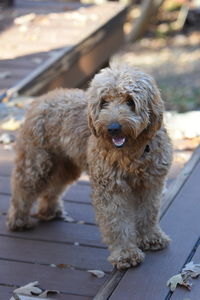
left=7, top=149, right=54, bottom=231
left=36, top=157, right=82, bottom=221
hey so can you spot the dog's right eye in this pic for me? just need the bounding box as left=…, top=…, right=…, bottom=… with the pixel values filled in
left=100, top=98, right=109, bottom=109
left=126, top=95, right=135, bottom=110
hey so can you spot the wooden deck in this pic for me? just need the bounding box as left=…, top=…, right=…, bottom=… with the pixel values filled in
left=0, top=141, right=111, bottom=299
left=0, top=0, right=128, bottom=100
left=0, top=137, right=200, bottom=299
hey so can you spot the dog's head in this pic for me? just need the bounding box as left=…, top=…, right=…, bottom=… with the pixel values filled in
left=87, top=64, right=164, bottom=150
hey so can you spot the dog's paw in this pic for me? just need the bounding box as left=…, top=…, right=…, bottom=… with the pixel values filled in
left=35, top=205, right=66, bottom=221
left=7, top=216, right=36, bottom=231
left=137, top=228, right=171, bottom=251
left=108, top=247, right=145, bottom=269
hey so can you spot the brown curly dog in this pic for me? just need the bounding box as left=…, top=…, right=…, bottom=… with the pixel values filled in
left=7, top=64, right=172, bottom=269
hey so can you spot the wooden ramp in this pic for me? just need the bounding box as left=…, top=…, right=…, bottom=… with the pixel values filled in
left=0, top=139, right=200, bottom=299
left=0, top=0, right=128, bottom=100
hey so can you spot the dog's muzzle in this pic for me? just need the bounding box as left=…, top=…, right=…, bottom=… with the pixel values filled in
left=107, top=122, right=126, bottom=148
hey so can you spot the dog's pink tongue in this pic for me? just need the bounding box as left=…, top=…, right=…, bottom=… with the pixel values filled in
left=112, top=137, right=125, bottom=147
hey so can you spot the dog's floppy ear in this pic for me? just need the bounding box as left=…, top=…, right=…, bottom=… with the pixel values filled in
left=134, top=78, right=164, bottom=152
left=87, top=81, right=102, bottom=137
left=88, top=113, right=98, bottom=137
left=146, top=87, right=164, bottom=138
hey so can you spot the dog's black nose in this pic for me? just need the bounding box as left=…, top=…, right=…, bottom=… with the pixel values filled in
left=107, top=122, right=122, bottom=135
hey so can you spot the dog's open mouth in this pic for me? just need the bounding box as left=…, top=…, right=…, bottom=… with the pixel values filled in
left=112, top=137, right=126, bottom=148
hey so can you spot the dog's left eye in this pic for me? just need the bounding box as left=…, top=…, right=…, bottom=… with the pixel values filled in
left=100, top=98, right=109, bottom=109
left=126, top=96, right=135, bottom=108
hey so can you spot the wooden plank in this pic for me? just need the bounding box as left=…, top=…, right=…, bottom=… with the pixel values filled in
left=39, top=23, right=125, bottom=94
left=0, top=259, right=107, bottom=297
left=93, top=269, right=125, bottom=300
left=0, top=58, right=41, bottom=69
left=1, top=3, right=127, bottom=97
left=0, top=175, right=92, bottom=203
left=0, top=161, right=13, bottom=177
left=0, top=286, right=14, bottom=299
left=109, top=159, right=200, bottom=299
left=0, top=285, right=92, bottom=300
left=0, top=235, right=111, bottom=272
left=0, top=194, right=95, bottom=223
left=0, top=176, right=10, bottom=194
left=161, top=145, right=200, bottom=218
left=170, top=242, right=200, bottom=300
left=63, top=184, right=91, bottom=204
left=0, top=215, right=103, bottom=247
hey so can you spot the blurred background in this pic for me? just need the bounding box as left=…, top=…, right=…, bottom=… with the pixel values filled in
left=0, top=0, right=200, bottom=183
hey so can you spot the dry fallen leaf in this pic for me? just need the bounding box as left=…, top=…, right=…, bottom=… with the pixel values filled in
left=0, top=118, right=22, bottom=131
left=0, top=133, right=15, bottom=144
left=13, top=281, right=42, bottom=296
left=182, top=261, right=200, bottom=278
left=11, top=281, right=59, bottom=298
left=167, top=261, right=200, bottom=292
left=87, top=270, right=105, bottom=278
left=56, top=263, right=69, bottom=269
left=167, top=274, right=191, bottom=291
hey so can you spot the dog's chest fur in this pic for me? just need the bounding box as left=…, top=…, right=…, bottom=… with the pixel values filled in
left=88, top=128, right=172, bottom=191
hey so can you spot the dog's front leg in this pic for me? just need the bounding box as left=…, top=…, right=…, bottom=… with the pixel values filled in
left=93, top=191, right=145, bottom=269
left=135, top=185, right=171, bottom=251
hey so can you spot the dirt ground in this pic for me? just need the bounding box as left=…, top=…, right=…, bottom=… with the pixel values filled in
left=113, top=12, right=200, bottom=112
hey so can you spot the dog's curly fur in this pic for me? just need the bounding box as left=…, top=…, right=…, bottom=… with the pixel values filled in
left=7, top=64, right=173, bottom=269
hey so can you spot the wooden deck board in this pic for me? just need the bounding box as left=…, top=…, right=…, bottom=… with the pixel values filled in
left=108, top=152, right=200, bottom=300
left=1, top=260, right=106, bottom=297
left=1, top=285, right=92, bottom=300
left=0, top=194, right=96, bottom=224
left=0, top=216, right=103, bottom=248
left=0, top=175, right=92, bottom=204
left=0, top=235, right=110, bottom=271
